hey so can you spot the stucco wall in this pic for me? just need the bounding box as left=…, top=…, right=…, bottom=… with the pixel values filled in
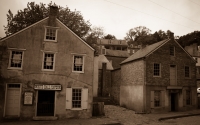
left=120, top=60, right=145, bottom=112
left=0, top=18, right=94, bottom=120
left=120, top=85, right=144, bottom=112
left=111, top=69, right=121, bottom=104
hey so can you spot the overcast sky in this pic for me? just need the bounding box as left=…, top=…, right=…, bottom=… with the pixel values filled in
left=0, top=0, right=200, bottom=39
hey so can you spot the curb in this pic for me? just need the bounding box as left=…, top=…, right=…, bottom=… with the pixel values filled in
left=158, top=113, right=200, bottom=121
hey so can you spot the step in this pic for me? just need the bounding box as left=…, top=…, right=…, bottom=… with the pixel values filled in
left=32, top=116, right=58, bottom=121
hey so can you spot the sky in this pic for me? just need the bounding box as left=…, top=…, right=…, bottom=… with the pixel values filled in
left=0, top=0, right=200, bottom=39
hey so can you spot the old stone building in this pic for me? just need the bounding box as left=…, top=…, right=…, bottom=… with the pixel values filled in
left=0, top=6, right=94, bottom=120
left=119, top=33, right=197, bottom=113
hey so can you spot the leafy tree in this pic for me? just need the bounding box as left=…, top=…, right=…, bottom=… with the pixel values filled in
left=177, top=31, right=200, bottom=47
left=103, top=34, right=116, bottom=39
left=125, top=26, right=151, bottom=45
left=4, top=2, right=91, bottom=38
left=85, top=26, right=105, bottom=54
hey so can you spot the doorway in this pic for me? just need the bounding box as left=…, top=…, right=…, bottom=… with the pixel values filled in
left=5, top=84, right=21, bottom=116
left=171, top=93, right=177, bottom=111
left=37, top=90, right=55, bottom=116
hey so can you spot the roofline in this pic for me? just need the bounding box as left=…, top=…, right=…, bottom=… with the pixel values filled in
left=0, top=17, right=49, bottom=42
left=174, top=39, right=196, bottom=63
left=56, top=19, right=94, bottom=51
left=145, top=39, right=170, bottom=57
left=105, top=55, right=129, bottom=58
left=120, top=57, right=145, bottom=65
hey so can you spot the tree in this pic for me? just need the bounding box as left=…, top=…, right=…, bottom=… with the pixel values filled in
left=125, top=26, right=151, bottom=45
left=85, top=26, right=105, bottom=54
left=177, top=31, right=200, bottom=47
left=103, top=34, right=116, bottom=39
left=4, top=2, right=91, bottom=38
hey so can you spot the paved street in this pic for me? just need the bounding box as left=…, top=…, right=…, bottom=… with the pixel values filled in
left=1, top=105, right=200, bottom=125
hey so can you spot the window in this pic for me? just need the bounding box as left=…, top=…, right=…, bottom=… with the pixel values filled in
left=185, top=66, right=190, bottom=78
left=66, top=88, right=88, bottom=110
left=42, top=53, right=55, bottom=71
left=101, top=48, right=106, bottom=55
left=73, top=55, right=84, bottom=73
left=186, top=90, right=191, bottom=105
left=154, top=91, right=161, bottom=107
left=9, top=50, right=24, bottom=69
left=44, top=27, right=58, bottom=42
left=170, top=46, right=175, bottom=56
left=72, top=88, right=82, bottom=108
left=153, top=63, right=160, bottom=76
left=151, top=90, right=164, bottom=108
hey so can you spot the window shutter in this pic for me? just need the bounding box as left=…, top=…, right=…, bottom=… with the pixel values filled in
left=82, top=88, right=88, bottom=109
left=150, top=91, right=154, bottom=108
left=161, top=91, right=165, bottom=107
left=183, top=89, right=186, bottom=106
left=66, top=88, right=72, bottom=109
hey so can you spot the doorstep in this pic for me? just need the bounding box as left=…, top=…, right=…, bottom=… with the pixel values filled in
left=33, top=116, right=58, bottom=121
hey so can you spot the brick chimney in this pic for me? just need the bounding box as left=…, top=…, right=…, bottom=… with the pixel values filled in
left=168, top=32, right=174, bottom=40
left=48, top=6, right=58, bottom=26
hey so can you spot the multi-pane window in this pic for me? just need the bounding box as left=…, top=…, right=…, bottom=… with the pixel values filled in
left=43, top=53, right=55, bottom=70
left=73, top=55, right=84, bottom=72
left=45, top=28, right=57, bottom=41
left=170, top=46, right=175, bottom=56
left=186, top=90, right=191, bottom=105
left=154, top=91, right=161, bottom=107
left=153, top=63, right=160, bottom=76
left=185, top=66, right=190, bottom=78
left=9, top=50, right=23, bottom=69
left=72, top=88, right=82, bottom=108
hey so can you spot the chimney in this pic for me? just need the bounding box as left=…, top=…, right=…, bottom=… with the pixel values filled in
left=168, top=32, right=174, bottom=40
left=48, top=6, right=58, bottom=26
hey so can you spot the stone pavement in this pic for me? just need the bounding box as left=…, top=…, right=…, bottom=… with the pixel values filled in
left=1, top=105, right=200, bottom=125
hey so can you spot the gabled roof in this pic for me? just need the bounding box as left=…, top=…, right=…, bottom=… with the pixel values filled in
left=0, top=17, right=94, bottom=51
left=121, top=39, right=169, bottom=64
left=106, top=49, right=130, bottom=57
left=121, top=38, right=196, bottom=65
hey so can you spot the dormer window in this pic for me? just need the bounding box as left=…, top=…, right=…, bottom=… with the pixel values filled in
left=44, top=26, right=59, bottom=42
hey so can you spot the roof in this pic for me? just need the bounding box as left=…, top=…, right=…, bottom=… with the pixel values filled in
left=121, top=39, right=169, bottom=64
left=0, top=17, right=94, bottom=51
left=97, top=55, right=113, bottom=70
left=106, top=49, right=130, bottom=57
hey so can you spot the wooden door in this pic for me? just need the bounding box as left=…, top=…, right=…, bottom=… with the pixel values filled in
left=5, top=84, right=21, bottom=116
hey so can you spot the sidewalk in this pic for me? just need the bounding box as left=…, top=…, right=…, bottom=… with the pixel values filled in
left=143, top=109, right=200, bottom=121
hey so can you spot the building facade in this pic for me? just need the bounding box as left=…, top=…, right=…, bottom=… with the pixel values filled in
left=0, top=6, right=94, bottom=120
left=120, top=34, right=197, bottom=113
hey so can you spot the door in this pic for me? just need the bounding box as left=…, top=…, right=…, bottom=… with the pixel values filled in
left=170, top=65, right=176, bottom=85
left=5, top=84, right=21, bottom=116
left=37, top=90, right=55, bottom=116
left=171, top=93, right=177, bottom=111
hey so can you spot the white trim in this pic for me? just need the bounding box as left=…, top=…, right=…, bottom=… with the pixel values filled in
left=153, top=63, right=161, bottom=77
left=44, top=26, right=59, bottom=42
left=72, top=55, right=85, bottom=73
left=41, top=50, right=58, bottom=53
left=1, top=17, right=49, bottom=42
left=35, top=91, right=38, bottom=117
left=71, top=53, right=86, bottom=56
left=4, top=83, right=22, bottom=117
left=56, top=19, right=94, bottom=51
left=42, top=52, right=56, bottom=71
left=8, top=50, right=24, bottom=70
left=8, top=48, right=26, bottom=51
